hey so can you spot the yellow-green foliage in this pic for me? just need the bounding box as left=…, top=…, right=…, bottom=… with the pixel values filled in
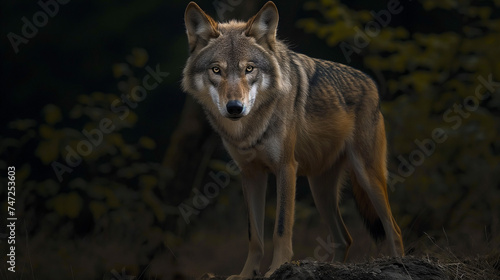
left=0, top=49, right=180, bottom=273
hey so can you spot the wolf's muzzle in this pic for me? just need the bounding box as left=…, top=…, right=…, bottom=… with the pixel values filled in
left=226, top=100, right=244, bottom=120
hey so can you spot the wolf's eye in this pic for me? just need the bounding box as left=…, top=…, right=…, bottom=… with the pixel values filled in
left=212, top=67, right=221, bottom=74
left=245, top=66, right=254, bottom=73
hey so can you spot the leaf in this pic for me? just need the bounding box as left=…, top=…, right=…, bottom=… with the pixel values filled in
left=126, top=48, right=149, bottom=68
left=140, top=175, right=158, bottom=189
left=36, top=140, right=59, bottom=164
left=39, top=124, right=55, bottom=139
left=46, top=192, right=83, bottom=219
left=8, top=119, right=37, bottom=130
left=89, top=201, right=107, bottom=220
left=139, top=136, right=156, bottom=150
left=112, top=63, right=131, bottom=78
left=43, top=104, right=62, bottom=125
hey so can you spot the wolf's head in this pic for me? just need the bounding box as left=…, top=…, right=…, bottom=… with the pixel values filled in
left=182, top=1, right=289, bottom=121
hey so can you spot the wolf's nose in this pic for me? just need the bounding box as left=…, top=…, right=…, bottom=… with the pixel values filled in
left=226, top=100, right=244, bottom=116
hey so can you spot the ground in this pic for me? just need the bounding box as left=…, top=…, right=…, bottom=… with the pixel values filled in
left=199, top=256, right=500, bottom=280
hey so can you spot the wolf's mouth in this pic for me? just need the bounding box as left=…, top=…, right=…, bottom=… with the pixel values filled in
left=228, top=116, right=242, bottom=121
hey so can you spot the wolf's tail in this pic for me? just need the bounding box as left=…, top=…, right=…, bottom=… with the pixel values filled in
left=350, top=172, right=387, bottom=241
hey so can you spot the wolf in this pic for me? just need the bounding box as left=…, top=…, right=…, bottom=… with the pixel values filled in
left=182, top=1, right=404, bottom=279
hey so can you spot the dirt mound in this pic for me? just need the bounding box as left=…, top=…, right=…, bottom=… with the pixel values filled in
left=268, top=257, right=445, bottom=280
left=199, top=255, right=500, bottom=280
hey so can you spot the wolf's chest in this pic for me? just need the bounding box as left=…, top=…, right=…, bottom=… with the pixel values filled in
left=222, top=130, right=284, bottom=172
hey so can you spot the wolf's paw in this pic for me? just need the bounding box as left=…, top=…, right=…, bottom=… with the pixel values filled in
left=264, top=260, right=286, bottom=277
left=264, top=267, right=280, bottom=278
left=263, top=270, right=274, bottom=278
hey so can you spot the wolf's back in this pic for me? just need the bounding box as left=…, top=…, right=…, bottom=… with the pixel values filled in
left=290, top=55, right=381, bottom=121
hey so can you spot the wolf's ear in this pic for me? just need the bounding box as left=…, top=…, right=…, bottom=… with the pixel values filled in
left=185, top=2, right=220, bottom=53
left=245, top=1, right=279, bottom=50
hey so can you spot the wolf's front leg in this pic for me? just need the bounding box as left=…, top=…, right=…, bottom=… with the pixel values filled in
left=264, top=162, right=297, bottom=277
left=227, top=168, right=268, bottom=280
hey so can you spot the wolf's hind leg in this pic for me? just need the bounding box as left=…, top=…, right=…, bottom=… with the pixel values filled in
left=308, top=155, right=352, bottom=262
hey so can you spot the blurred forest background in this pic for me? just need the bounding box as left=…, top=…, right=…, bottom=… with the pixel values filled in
left=1, top=0, right=499, bottom=279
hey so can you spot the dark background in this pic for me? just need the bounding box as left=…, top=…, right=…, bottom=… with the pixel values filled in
left=1, top=0, right=499, bottom=279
